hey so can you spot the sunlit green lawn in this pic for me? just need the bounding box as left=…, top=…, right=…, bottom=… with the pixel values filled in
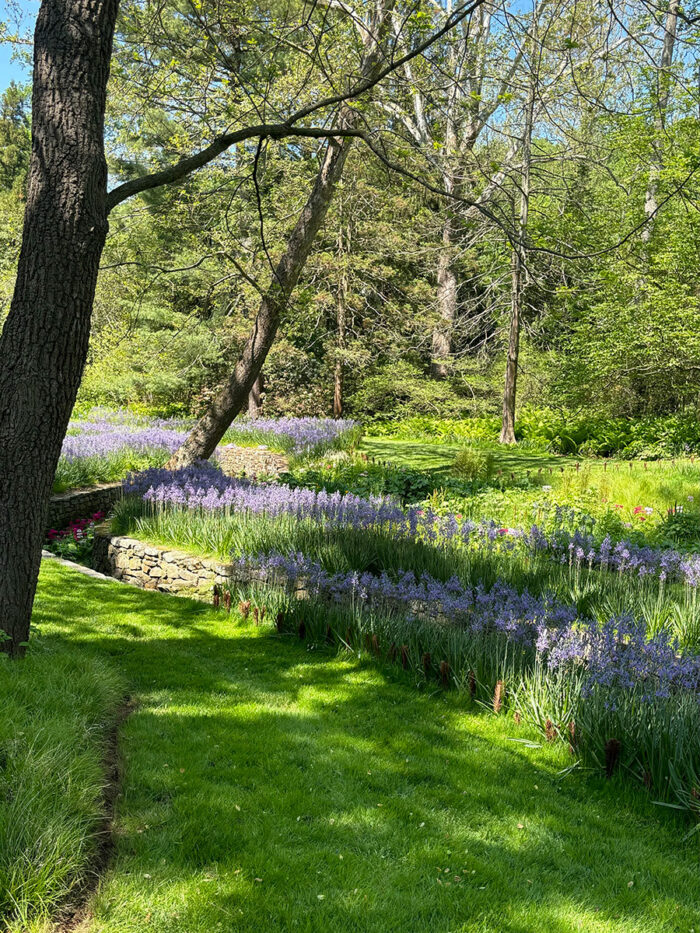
left=7, top=560, right=698, bottom=932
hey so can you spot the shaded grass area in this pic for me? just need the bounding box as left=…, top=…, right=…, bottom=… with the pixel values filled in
left=0, top=641, right=123, bottom=932
left=361, top=437, right=700, bottom=530
left=19, top=561, right=700, bottom=932
left=361, top=437, right=574, bottom=475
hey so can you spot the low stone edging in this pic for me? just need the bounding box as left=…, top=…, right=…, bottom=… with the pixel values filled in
left=219, top=444, right=289, bottom=478
left=47, top=483, right=123, bottom=532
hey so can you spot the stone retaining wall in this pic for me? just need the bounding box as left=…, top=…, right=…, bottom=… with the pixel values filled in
left=92, top=527, right=450, bottom=626
left=93, top=528, right=231, bottom=593
left=219, top=444, right=289, bottom=478
left=47, top=483, right=122, bottom=532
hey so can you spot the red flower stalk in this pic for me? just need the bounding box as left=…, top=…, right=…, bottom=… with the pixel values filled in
left=276, top=612, right=285, bottom=633
left=325, top=624, right=334, bottom=645
left=222, top=590, right=231, bottom=613
left=253, top=607, right=259, bottom=625
left=213, top=585, right=220, bottom=609
left=371, top=634, right=381, bottom=657
left=568, top=720, right=576, bottom=746
left=604, top=738, right=621, bottom=777
left=400, top=645, right=410, bottom=670
left=439, top=660, right=450, bottom=688
left=388, top=642, right=397, bottom=663
left=422, top=652, right=431, bottom=678
left=545, top=719, right=557, bottom=742
left=643, top=771, right=653, bottom=790
left=469, top=670, right=476, bottom=699
left=493, top=680, right=505, bottom=714
left=238, top=599, right=250, bottom=619
left=513, top=711, right=522, bottom=726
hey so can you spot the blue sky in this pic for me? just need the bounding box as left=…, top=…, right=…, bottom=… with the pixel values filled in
left=0, top=0, right=37, bottom=92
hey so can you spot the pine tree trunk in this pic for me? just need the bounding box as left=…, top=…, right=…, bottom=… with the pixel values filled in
left=500, top=247, right=523, bottom=444
left=248, top=373, right=264, bottom=418
left=0, top=0, right=117, bottom=656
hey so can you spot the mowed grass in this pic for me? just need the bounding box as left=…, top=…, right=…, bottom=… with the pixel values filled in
left=10, top=560, right=699, bottom=932
left=361, top=436, right=700, bottom=524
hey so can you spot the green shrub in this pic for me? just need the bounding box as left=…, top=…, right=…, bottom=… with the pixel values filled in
left=452, top=447, right=494, bottom=482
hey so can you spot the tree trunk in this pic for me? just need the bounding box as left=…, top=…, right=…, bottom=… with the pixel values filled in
left=168, top=4, right=393, bottom=467
left=333, top=219, right=349, bottom=418
left=430, top=211, right=457, bottom=379
left=248, top=373, right=264, bottom=418
left=641, top=0, right=679, bottom=242
left=500, top=55, right=536, bottom=445
left=0, top=0, right=117, bottom=656
left=500, top=247, right=523, bottom=444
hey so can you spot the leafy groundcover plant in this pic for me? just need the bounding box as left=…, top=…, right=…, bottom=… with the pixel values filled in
left=46, top=512, right=105, bottom=564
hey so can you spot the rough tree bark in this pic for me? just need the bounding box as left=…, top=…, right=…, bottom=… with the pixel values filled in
left=167, top=3, right=394, bottom=467
left=0, top=0, right=118, bottom=656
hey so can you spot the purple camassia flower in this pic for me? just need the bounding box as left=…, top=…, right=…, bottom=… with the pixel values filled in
left=126, top=463, right=700, bottom=586
left=61, top=427, right=186, bottom=461
left=226, top=416, right=359, bottom=454
left=234, top=549, right=578, bottom=648
left=62, top=408, right=190, bottom=461
left=125, top=463, right=435, bottom=538
left=234, top=551, right=700, bottom=697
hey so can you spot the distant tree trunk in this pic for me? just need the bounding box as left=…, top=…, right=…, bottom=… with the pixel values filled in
left=0, top=0, right=118, bottom=656
left=642, top=0, right=679, bottom=242
left=248, top=373, right=264, bottom=418
left=168, top=6, right=393, bottom=467
left=500, top=62, right=535, bottom=445
left=333, top=220, right=349, bottom=417
left=431, top=209, right=458, bottom=379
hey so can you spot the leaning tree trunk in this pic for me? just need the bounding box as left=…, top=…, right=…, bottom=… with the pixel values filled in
left=168, top=5, right=393, bottom=467
left=0, top=0, right=118, bottom=656
left=166, top=134, right=354, bottom=467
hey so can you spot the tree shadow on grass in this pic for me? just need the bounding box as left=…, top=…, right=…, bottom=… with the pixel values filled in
left=30, top=562, right=700, bottom=933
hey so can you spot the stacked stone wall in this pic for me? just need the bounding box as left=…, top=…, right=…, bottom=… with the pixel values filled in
left=47, top=483, right=122, bottom=531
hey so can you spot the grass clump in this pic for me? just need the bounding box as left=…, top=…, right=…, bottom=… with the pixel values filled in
left=452, top=446, right=495, bottom=482
left=0, top=643, right=123, bottom=931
